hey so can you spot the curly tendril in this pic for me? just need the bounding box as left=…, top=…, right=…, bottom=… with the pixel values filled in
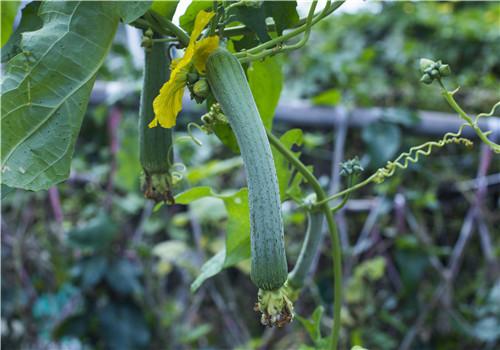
left=372, top=127, right=473, bottom=183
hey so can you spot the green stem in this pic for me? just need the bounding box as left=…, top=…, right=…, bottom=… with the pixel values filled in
left=147, top=10, right=190, bottom=47
left=331, top=176, right=353, bottom=213
left=315, top=174, right=377, bottom=208
left=438, top=80, right=500, bottom=153
left=235, top=0, right=345, bottom=63
left=266, top=130, right=342, bottom=350
left=223, top=0, right=344, bottom=38
left=288, top=210, right=324, bottom=290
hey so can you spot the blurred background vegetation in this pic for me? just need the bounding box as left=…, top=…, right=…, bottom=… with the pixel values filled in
left=2, top=1, right=499, bottom=350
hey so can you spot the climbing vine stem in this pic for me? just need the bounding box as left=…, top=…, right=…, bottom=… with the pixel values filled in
left=235, top=0, right=345, bottom=63
left=266, top=130, right=342, bottom=350
left=437, top=79, right=500, bottom=153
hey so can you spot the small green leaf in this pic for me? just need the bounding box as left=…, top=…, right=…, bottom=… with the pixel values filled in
left=212, top=122, right=240, bottom=153
left=361, top=122, right=401, bottom=169
left=1, top=0, right=20, bottom=47
left=248, top=56, right=283, bottom=130
left=179, top=0, right=212, bottom=34
left=105, top=259, right=142, bottom=295
left=175, top=186, right=213, bottom=204
left=186, top=157, right=243, bottom=183
left=380, top=108, right=420, bottom=127
left=190, top=250, right=225, bottom=292
left=312, top=89, right=342, bottom=106
left=67, top=213, right=118, bottom=251
left=353, top=256, right=386, bottom=281
left=77, top=256, right=108, bottom=290
left=97, top=303, right=150, bottom=349
left=296, top=306, right=325, bottom=344
left=176, top=187, right=250, bottom=291
left=151, top=0, right=178, bottom=19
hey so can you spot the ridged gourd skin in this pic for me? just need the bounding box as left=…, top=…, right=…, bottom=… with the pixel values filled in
left=139, top=37, right=172, bottom=175
left=206, top=48, right=287, bottom=291
left=288, top=211, right=324, bottom=289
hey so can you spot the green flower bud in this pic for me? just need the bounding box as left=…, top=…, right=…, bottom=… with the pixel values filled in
left=201, top=113, right=213, bottom=124
left=438, top=64, right=451, bottom=76
left=187, top=72, right=199, bottom=85
left=420, top=73, right=433, bottom=85
left=340, top=157, right=364, bottom=176
left=141, top=36, right=153, bottom=49
left=430, top=68, right=440, bottom=78
left=419, top=58, right=435, bottom=73
left=193, top=79, right=209, bottom=98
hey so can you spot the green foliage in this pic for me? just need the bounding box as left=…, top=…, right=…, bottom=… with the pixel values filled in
left=296, top=306, right=327, bottom=347
left=227, top=1, right=300, bottom=42
left=264, top=1, right=300, bottom=36
left=345, top=256, right=386, bottom=304
left=271, top=129, right=305, bottom=201
left=1, top=1, right=41, bottom=63
left=1, top=1, right=143, bottom=191
left=179, top=0, right=212, bottom=34
left=1, top=1, right=499, bottom=349
left=186, top=156, right=243, bottom=183
left=312, top=88, right=342, bottom=106
left=67, top=212, right=118, bottom=252
left=228, top=4, right=271, bottom=42
left=248, top=56, right=284, bottom=130
left=286, top=1, right=499, bottom=111
left=361, top=122, right=401, bottom=169
left=114, top=1, right=152, bottom=23
left=151, top=0, right=178, bottom=19
left=175, top=186, right=250, bottom=291
left=0, top=0, right=20, bottom=46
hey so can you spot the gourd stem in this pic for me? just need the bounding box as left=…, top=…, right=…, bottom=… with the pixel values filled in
left=235, top=1, right=345, bottom=62
left=219, top=2, right=329, bottom=38
left=147, top=10, right=190, bottom=47
left=438, top=80, right=500, bottom=153
left=267, top=130, right=342, bottom=350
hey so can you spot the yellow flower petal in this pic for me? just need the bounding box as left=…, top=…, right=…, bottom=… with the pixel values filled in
left=150, top=10, right=217, bottom=129
left=193, top=36, right=220, bottom=74
left=190, top=11, right=216, bottom=44
left=151, top=64, right=189, bottom=128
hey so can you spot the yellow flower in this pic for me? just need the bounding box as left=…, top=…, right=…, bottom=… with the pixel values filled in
left=150, top=11, right=219, bottom=128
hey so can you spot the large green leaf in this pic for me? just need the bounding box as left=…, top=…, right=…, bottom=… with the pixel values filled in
left=1, top=2, right=137, bottom=191
left=179, top=0, right=212, bottom=34
left=226, top=1, right=299, bottom=42
left=248, top=56, right=283, bottom=130
left=1, top=0, right=20, bottom=47
left=271, top=129, right=304, bottom=201
left=114, top=1, right=152, bottom=23
left=229, top=5, right=270, bottom=42
left=1, top=1, right=43, bottom=63
left=175, top=186, right=250, bottom=291
left=264, top=1, right=300, bottom=36
left=151, top=0, right=179, bottom=19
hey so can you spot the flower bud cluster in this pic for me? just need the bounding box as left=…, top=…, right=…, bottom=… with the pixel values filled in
left=419, top=58, right=451, bottom=85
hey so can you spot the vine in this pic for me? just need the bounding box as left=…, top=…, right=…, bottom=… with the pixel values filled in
left=135, top=5, right=497, bottom=350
